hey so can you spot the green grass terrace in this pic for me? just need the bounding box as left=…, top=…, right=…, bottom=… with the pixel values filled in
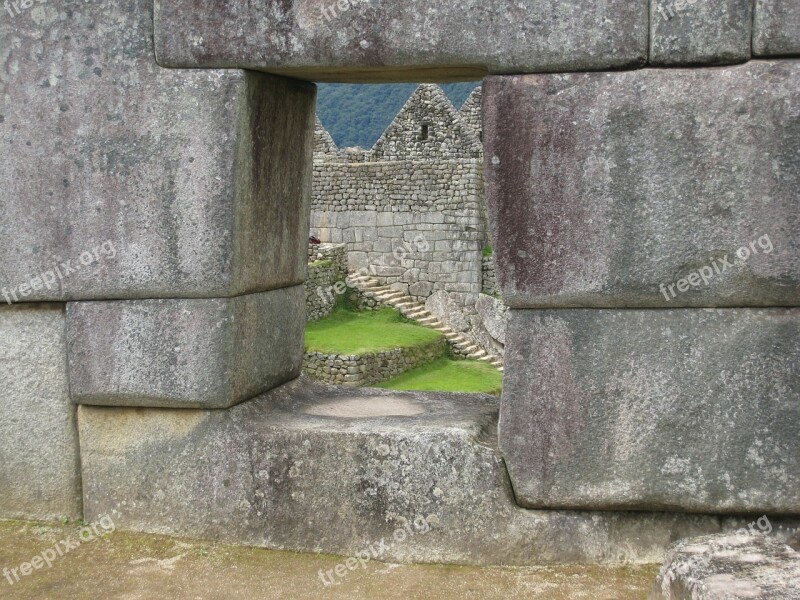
left=305, top=308, right=502, bottom=395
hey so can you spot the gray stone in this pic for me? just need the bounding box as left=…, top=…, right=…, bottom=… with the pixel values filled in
left=650, top=533, right=800, bottom=599
left=474, top=294, right=507, bottom=345
left=753, top=0, right=800, bottom=56
left=500, top=308, right=800, bottom=513
left=425, top=291, right=469, bottom=332
left=153, top=0, right=647, bottom=81
left=409, top=281, right=433, bottom=297
left=649, top=0, right=752, bottom=65
left=0, top=1, right=315, bottom=302
left=78, top=376, right=722, bottom=566
left=67, top=287, right=305, bottom=409
left=484, top=62, right=800, bottom=309
left=0, top=305, right=81, bottom=520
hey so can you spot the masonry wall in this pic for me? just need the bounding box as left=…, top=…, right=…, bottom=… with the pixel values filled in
left=303, top=336, right=447, bottom=386
left=304, top=243, right=348, bottom=322
left=311, top=158, right=485, bottom=307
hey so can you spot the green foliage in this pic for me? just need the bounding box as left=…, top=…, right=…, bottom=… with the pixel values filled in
left=482, top=245, right=493, bottom=257
left=374, top=358, right=503, bottom=395
left=316, top=82, right=480, bottom=149
left=304, top=307, right=443, bottom=355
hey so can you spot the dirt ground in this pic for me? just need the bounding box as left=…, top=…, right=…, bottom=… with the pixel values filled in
left=0, top=520, right=660, bottom=599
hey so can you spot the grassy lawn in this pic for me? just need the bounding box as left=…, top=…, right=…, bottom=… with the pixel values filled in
left=305, top=308, right=442, bottom=355
left=375, top=358, right=503, bottom=395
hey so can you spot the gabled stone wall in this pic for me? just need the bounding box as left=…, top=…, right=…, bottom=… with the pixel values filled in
left=311, top=84, right=488, bottom=310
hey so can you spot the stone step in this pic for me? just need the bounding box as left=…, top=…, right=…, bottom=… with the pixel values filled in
left=346, top=276, right=500, bottom=366
left=78, top=377, right=722, bottom=566
left=417, top=317, right=439, bottom=326
left=406, top=311, right=428, bottom=319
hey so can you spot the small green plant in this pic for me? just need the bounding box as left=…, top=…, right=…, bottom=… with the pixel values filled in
left=482, top=245, right=493, bottom=257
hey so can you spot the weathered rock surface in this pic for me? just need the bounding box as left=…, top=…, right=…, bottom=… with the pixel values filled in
left=153, top=0, right=648, bottom=81
left=78, top=377, right=723, bottom=566
left=0, top=305, right=82, bottom=520
left=474, top=294, right=507, bottom=346
left=753, top=0, right=800, bottom=56
left=470, top=293, right=508, bottom=357
left=67, top=287, right=304, bottom=409
left=425, top=290, right=470, bottom=333
left=0, top=1, right=314, bottom=301
left=484, top=62, right=800, bottom=308
left=649, top=0, right=752, bottom=65
left=500, top=308, right=800, bottom=513
left=650, top=533, right=800, bottom=599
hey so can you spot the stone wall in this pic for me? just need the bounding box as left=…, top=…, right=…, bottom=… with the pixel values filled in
left=303, top=336, right=446, bottom=386
left=4, top=0, right=798, bottom=575
left=305, top=261, right=339, bottom=322
left=311, top=164, right=484, bottom=307
left=305, top=243, right=348, bottom=321
left=482, top=255, right=498, bottom=297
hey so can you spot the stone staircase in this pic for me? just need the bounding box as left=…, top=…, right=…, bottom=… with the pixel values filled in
left=347, top=271, right=503, bottom=371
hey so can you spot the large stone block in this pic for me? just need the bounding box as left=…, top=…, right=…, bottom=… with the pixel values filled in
left=500, top=308, right=800, bottom=513
left=0, top=305, right=82, bottom=520
left=78, top=377, right=722, bottom=566
left=67, top=286, right=304, bottom=409
left=753, top=0, right=800, bottom=56
left=153, top=0, right=648, bottom=81
left=651, top=533, right=800, bottom=599
left=649, top=0, right=752, bottom=65
left=484, top=62, right=800, bottom=308
left=0, top=1, right=315, bottom=302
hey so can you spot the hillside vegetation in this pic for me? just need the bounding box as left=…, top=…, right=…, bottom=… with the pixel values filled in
left=316, top=82, right=480, bottom=150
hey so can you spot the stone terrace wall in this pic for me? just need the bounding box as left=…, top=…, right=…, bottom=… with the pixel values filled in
left=304, top=336, right=446, bottom=386
left=305, top=261, right=339, bottom=322
left=304, top=243, right=347, bottom=322
left=482, top=254, right=498, bottom=297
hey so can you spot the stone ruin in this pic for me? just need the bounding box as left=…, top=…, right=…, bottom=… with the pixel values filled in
left=1, top=1, right=798, bottom=597
left=311, top=84, right=507, bottom=359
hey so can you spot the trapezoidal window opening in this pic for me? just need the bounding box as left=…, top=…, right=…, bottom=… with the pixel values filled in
left=305, top=81, right=502, bottom=396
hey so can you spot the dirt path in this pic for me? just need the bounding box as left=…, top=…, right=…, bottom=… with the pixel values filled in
left=0, top=521, right=658, bottom=599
